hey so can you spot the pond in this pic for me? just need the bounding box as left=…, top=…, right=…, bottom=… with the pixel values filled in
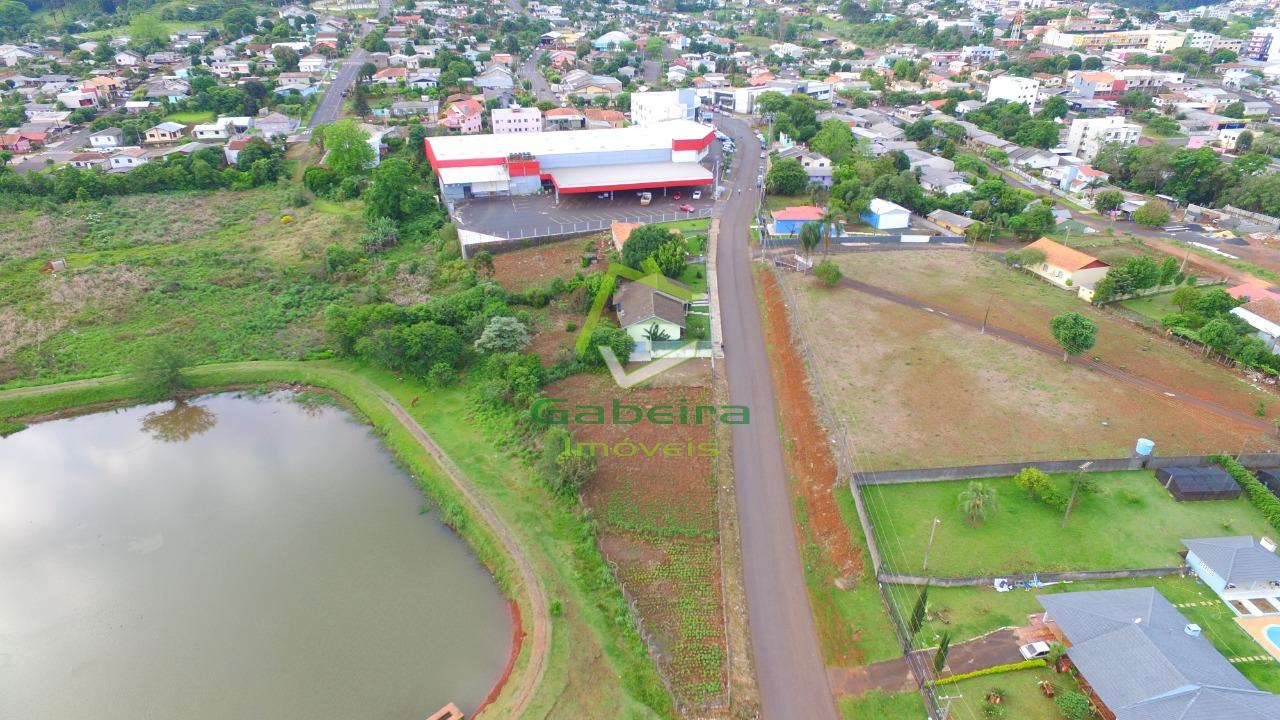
left=0, top=392, right=512, bottom=720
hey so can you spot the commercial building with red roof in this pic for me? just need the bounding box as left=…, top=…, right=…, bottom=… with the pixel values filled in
left=424, top=119, right=715, bottom=200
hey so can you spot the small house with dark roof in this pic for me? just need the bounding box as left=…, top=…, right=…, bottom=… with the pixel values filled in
left=1184, top=537, right=1280, bottom=610
left=613, top=277, right=691, bottom=342
left=1039, top=587, right=1280, bottom=720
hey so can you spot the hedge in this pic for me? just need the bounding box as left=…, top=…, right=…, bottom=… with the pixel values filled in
left=929, top=659, right=1047, bottom=687
left=1212, top=454, right=1280, bottom=531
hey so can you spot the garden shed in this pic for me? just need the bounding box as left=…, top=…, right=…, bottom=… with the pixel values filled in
left=1156, top=466, right=1242, bottom=501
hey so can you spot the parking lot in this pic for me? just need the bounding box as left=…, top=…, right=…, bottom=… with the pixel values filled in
left=452, top=185, right=718, bottom=240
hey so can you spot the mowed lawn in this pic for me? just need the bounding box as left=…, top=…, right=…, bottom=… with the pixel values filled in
left=946, top=668, right=1079, bottom=720
left=839, top=690, right=928, bottom=720
left=862, top=470, right=1274, bottom=576
left=164, top=111, right=215, bottom=125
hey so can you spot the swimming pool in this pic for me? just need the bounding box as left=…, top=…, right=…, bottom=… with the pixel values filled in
left=1267, top=625, right=1280, bottom=651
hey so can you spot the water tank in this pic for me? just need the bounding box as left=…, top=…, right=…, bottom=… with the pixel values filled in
left=1135, top=438, right=1155, bottom=457
left=1185, top=623, right=1202, bottom=638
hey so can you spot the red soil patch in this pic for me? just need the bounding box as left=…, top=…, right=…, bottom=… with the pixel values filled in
left=473, top=598, right=524, bottom=717
left=491, top=235, right=609, bottom=292
left=757, top=268, right=866, bottom=666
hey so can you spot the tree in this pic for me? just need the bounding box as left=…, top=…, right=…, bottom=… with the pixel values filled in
left=798, top=221, right=821, bottom=257
left=811, top=119, right=857, bottom=164
left=814, top=259, right=842, bottom=287
left=652, top=239, right=687, bottom=278
left=1157, top=256, right=1179, bottom=286
left=1221, top=101, right=1246, bottom=119
left=471, top=250, right=495, bottom=278
left=620, top=224, right=678, bottom=270
left=958, top=481, right=998, bottom=526
left=132, top=341, right=189, bottom=400
left=1236, top=130, right=1254, bottom=152
left=585, top=323, right=633, bottom=366
left=933, top=632, right=951, bottom=673
left=1036, top=95, right=1068, bottom=120
left=1199, top=317, right=1239, bottom=355
left=0, top=0, right=31, bottom=29
left=1171, top=286, right=1201, bottom=312
left=359, top=62, right=378, bottom=80
left=766, top=157, right=809, bottom=195
left=908, top=583, right=929, bottom=638
left=1093, top=189, right=1124, bottom=214
left=642, top=322, right=671, bottom=341
left=1132, top=200, right=1170, bottom=227
left=475, top=316, right=531, bottom=353
left=223, top=7, right=257, bottom=37
left=321, top=119, right=373, bottom=179
left=965, top=221, right=987, bottom=245
left=271, top=46, right=301, bottom=73
left=1050, top=312, right=1097, bottom=361
left=364, top=158, right=415, bottom=220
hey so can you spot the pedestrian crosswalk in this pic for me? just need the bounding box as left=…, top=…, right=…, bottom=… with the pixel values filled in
left=1163, top=225, right=1189, bottom=233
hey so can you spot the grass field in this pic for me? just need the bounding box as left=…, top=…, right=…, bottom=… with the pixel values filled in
left=839, top=690, right=928, bottom=720
left=657, top=218, right=711, bottom=234
left=1120, top=290, right=1180, bottom=323
left=946, top=668, right=1080, bottom=720
left=764, top=194, right=811, bottom=212
left=884, top=574, right=1280, bottom=692
left=164, top=111, right=216, bottom=125
left=784, top=251, right=1279, bottom=469
left=863, top=470, right=1273, bottom=577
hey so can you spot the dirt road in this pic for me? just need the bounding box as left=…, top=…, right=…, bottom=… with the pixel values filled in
left=715, top=117, right=839, bottom=719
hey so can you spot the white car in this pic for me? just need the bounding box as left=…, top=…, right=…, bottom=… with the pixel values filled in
left=1018, top=641, right=1052, bottom=660
left=692, top=191, right=701, bottom=200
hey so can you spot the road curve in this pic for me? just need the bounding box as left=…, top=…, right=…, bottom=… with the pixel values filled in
left=716, top=117, right=840, bottom=719
left=0, top=362, right=551, bottom=720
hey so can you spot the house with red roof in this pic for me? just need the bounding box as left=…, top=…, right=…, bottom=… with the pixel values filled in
left=1023, top=237, right=1110, bottom=295
left=440, top=98, right=484, bottom=134
left=770, top=206, right=838, bottom=236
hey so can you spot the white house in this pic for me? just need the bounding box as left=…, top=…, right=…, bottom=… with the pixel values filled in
left=860, top=198, right=911, bottom=230
left=1022, top=237, right=1110, bottom=291
left=491, top=106, right=543, bottom=134
left=1231, top=297, right=1280, bottom=352
left=986, top=75, right=1040, bottom=109
left=108, top=147, right=149, bottom=170
left=89, top=127, right=124, bottom=149
left=614, top=279, right=688, bottom=342
left=299, top=54, right=327, bottom=73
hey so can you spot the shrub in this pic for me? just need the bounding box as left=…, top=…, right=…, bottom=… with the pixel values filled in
left=280, top=214, right=294, bottom=224
left=1055, top=690, right=1094, bottom=720
left=929, top=659, right=1046, bottom=686
left=565, top=321, right=577, bottom=332
left=1213, top=455, right=1280, bottom=532
left=427, top=362, right=458, bottom=387
left=814, top=259, right=842, bottom=287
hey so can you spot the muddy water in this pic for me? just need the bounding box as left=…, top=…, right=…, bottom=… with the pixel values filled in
left=0, top=393, right=510, bottom=720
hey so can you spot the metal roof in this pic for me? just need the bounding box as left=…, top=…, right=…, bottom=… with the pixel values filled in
left=1183, top=536, right=1280, bottom=586
left=547, top=162, right=712, bottom=192
left=1038, top=588, right=1280, bottom=720
left=425, top=120, right=712, bottom=163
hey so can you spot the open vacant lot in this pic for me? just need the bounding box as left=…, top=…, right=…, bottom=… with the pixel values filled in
left=543, top=371, right=728, bottom=712
left=782, top=251, right=1277, bottom=469
left=864, top=470, right=1273, bottom=577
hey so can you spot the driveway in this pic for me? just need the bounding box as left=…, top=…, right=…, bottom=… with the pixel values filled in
left=827, top=629, right=1025, bottom=696
left=453, top=189, right=714, bottom=239
left=715, top=114, right=838, bottom=719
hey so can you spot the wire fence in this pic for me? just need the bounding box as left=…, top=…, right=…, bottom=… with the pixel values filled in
left=464, top=207, right=716, bottom=243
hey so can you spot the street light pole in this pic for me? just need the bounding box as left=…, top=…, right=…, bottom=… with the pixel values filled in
left=1061, top=461, right=1093, bottom=529
left=922, top=517, right=941, bottom=572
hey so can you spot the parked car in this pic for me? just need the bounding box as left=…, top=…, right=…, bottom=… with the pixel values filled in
left=672, top=192, right=681, bottom=200
left=597, top=192, right=610, bottom=199
left=1018, top=641, right=1052, bottom=661
left=678, top=203, right=694, bottom=212
left=692, top=191, right=701, bottom=200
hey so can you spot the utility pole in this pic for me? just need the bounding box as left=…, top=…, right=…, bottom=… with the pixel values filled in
left=1061, top=461, right=1093, bottom=529
left=1179, top=245, right=1191, bottom=274
left=922, top=517, right=941, bottom=572
left=980, top=295, right=992, bottom=334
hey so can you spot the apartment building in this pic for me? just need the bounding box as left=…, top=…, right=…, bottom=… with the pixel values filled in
left=1066, top=115, right=1140, bottom=161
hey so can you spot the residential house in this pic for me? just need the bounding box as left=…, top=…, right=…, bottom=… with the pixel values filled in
left=584, top=108, right=626, bottom=129
left=544, top=107, right=586, bottom=131
left=593, top=30, right=631, bottom=51
left=256, top=112, right=297, bottom=138
left=776, top=146, right=833, bottom=187
left=1008, top=146, right=1060, bottom=169
left=0, top=133, right=35, bottom=153
left=144, top=121, right=186, bottom=144
left=276, top=72, right=315, bottom=93
left=224, top=137, right=253, bottom=166
left=440, top=99, right=483, bottom=134
left=614, top=278, right=689, bottom=343
left=1038, top=588, right=1280, bottom=720
left=69, top=151, right=110, bottom=169
left=372, top=67, right=407, bottom=85
left=770, top=206, right=839, bottom=236
left=193, top=118, right=235, bottom=140
left=114, top=49, right=143, bottom=67
left=108, top=147, right=149, bottom=170
left=89, top=127, right=124, bottom=149
left=861, top=198, right=912, bottom=230
left=1022, top=237, right=1110, bottom=292
left=1183, top=536, right=1280, bottom=609
left=56, top=85, right=102, bottom=109
left=1228, top=283, right=1280, bottom=304
left=298, top=54, right=327, bottom=73
left=561, top=69, right=622, bottom=97
left=986, top=75, right=1039, bottom=108
left=0, top=44, right=36, bottom=66
left=474, top=65, right=514, bottom=92
left=1231, top=297, right=1280, bottom=352
left=919, top=170, right=973, bottom=195
left=927, top=209, right=976, bottom=234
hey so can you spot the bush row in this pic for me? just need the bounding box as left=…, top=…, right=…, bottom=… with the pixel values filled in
left=928, top=659, right=1047, bottom=687
left=1213, top=454, right=1280, bottom=531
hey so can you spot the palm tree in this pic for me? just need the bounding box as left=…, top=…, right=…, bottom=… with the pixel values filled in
left=642, top=322, right=671, bottom=341
left=797, top=221, right=821, bottom=259
left=819, top=206, right=841, bottom=257
left=958, top=481, right=998, bottom=526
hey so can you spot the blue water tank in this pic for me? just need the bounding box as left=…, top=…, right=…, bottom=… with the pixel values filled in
left=1135, top=438, right=1155, bottom=457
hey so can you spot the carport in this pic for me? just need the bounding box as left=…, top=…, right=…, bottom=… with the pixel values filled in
left=546, top=162, right=713, bottom=201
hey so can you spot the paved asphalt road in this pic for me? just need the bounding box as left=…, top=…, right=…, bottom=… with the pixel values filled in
left=308, top=0, right=388, bottom=129
left=716, top=116, right=839, bottom=720
left=518, top=49, right=557, bottom=103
